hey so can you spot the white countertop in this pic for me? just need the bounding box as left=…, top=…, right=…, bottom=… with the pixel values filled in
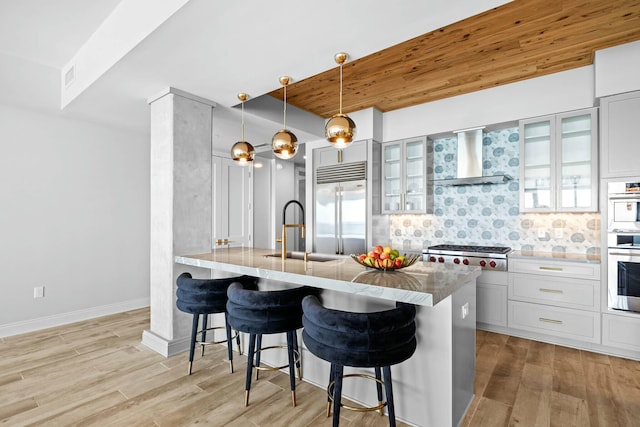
left=175, top=247, right=481, bottom=307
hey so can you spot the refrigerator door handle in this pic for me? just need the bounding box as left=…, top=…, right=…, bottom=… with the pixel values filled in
left=334, top=186, right=340, bottom=254
left=338, top=184, right=343, bottom=254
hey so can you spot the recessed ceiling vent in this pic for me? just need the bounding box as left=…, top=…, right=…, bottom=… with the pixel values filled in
left=64, top=65, right=75, bottom=87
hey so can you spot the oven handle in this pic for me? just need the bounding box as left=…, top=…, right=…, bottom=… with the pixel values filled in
left=609, top=251, right=640, bottom=257
left=609, top=195, right=640, bottom=201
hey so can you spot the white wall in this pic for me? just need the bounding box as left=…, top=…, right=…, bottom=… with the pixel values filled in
left=383, top=65, right=596, bottom=141
left=0, top=105, right=150, bottom=336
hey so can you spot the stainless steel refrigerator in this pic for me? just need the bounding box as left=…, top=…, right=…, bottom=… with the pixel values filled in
left=314, top=161, right=367, bottom=255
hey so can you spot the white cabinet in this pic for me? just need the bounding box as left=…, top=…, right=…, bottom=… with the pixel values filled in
left=212, top=155, right=252, bottom=248
left=477, top=271, right=508, bottom=327
left=315, top=140, right=367, bottom=167
left=600, top=91, right=640, bottom=178
left=508, top=301, right=600, bottom=343
left=602, top=313, right=640, bottom=352
left=381, top=136, right=428, bottom=213
left=508, top=257, right=601, bottom=344
left=519, top=108, right=598, bottom=212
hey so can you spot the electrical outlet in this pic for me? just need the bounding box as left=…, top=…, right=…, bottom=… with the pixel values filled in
left=461, top=302, right=469, bottom=319
left=537, top=229, right=546, bottom=238
left=555, top=228, right=563, bottom=239
left=34, top=286, right=45, bottom=298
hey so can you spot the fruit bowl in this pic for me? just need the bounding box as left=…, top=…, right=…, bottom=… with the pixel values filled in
left=350, top=253, right=421, bottom=271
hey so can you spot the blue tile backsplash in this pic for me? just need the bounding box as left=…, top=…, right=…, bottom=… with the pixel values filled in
left=389, top=127, right=601, bottom=256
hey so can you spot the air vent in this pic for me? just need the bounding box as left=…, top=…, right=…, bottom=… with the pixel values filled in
left=64, top=65, right=75, bottom=87
left=316, top=161, right=366, bottom=184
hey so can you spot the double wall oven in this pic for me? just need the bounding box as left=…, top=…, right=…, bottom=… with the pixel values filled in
left=607, top=181, right=640, bottom=313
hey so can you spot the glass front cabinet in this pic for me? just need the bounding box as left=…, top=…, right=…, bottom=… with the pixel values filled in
left=381, top=136, right=428, bottom=214
left=519, top=108, right=598, bottom=212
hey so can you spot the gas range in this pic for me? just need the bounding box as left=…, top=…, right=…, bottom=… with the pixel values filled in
left=425, top=244, right=511, bottom=271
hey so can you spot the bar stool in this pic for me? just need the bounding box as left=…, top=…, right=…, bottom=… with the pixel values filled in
left=301, top=295, right=417, bottom=427
left=226, top=282, right=314, bottom=407
left=176, top=272, right=258, bottom=375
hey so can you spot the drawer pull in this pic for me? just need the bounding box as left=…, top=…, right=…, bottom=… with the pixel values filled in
left=539, top=266, right=563, bottom=271
left=539, top=288, right=563, bottom=294
left=539, top=317, right=563, bottom=325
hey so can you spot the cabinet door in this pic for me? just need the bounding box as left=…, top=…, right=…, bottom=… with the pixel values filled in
left=404, top=136, right=427, bottom=213
left=382, top=141, right=403, bottom=213
left=557, top=109, right=598, bottom=211
left=601, top=91, right=640, bottom=179
left=212, top=156, right=252, bottom=248
left=477, top=283, right=507, bottom=327
left=520, top=115, right=555, bottom=212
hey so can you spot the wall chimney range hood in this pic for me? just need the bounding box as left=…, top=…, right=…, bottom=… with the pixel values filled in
left=433, top=126, right=512, bottom=186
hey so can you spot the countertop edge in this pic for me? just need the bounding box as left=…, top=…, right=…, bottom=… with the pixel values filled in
left=175, top=250, right=482, bottom=307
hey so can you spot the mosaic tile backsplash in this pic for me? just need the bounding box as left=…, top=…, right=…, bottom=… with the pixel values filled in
left=389, top=127, right=601, bottom=256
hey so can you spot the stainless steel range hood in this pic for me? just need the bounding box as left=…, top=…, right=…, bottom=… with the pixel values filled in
left=433, top=127, right=512, bottom=186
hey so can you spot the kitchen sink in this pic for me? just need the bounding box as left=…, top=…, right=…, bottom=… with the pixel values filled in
left=264, top=251, right=347, bottom=262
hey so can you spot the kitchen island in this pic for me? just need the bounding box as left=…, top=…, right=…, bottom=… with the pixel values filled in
left=175, top=247, right=480, bottom=427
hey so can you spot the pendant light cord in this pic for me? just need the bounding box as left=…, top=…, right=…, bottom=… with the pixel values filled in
left=339, top=63, right=343, bottom=115
left=241, top=100, right=245, bottom=141
left=283, top=84, right=287, bottom=128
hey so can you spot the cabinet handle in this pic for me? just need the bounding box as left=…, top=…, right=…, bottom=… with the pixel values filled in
left=538, top=317, right=563, bottom=325
left=539, top=288, right=563, bottom=294
left=539, top=266, right=563, bottom=271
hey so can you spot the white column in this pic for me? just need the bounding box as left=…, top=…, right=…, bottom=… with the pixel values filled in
left=142, top=88, right=216, bottom=356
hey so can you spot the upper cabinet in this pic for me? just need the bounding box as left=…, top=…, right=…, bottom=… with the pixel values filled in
left=519, top=108, right=598, bottom=212
left=600, top=91, right=640, bottom=179
left=315, top=140, right=368, bottom=167
left=381, top=136, right=428, bottom=214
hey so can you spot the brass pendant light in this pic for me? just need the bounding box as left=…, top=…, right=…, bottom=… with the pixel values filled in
left=230, top=93, right=255, bottom=166
left=325, top=52, right=356, bottom=148
left=271, top=76, right=298, bottom=160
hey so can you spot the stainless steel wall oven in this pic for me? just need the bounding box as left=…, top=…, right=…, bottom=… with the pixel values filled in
left=608, top=181, right=640, bottom=313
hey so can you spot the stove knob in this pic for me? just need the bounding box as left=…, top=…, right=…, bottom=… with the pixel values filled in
left=489, top=260, right=497, bottom=268
left=463, top=259, right=469, bottom=265
left=429, top=256, right=436, bottom=262
left=438, top=257, right=445, bottom=263
left=453, top=258, right=460, bottom=264
left=479, top=260, right=486, bottom=267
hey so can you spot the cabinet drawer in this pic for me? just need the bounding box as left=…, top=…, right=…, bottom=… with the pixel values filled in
left=508, top=301, right=600, bottom=343
left=509, top=258, right=600, bottom=280
left=509, top=273, right=599, bottom=311
left=602, top=313, right=640, bottom=352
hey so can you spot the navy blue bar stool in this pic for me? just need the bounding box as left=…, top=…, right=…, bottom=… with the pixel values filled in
left=226, top=283, right=315, bottom=407
left=176, top=272, right=258, bottom=375
left=302, top=295, right=417, bottom=427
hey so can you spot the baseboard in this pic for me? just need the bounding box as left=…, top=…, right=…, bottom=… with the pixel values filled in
left=0, top=297, right=150, bottom=338
left=141, top=329, right=191, bottom=357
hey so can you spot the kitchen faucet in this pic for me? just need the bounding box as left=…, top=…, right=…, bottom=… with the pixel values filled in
left=276, top=200, right=306, bottom=261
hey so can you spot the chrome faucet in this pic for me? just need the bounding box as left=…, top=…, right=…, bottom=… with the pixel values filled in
left=276, top=200, right=305, bottom=261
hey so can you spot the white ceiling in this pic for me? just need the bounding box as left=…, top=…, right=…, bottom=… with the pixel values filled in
left=0, top=0, right=511, bottom=149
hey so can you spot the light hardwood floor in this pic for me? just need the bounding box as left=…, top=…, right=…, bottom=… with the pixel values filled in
left=1, top=308, right=639, bottom=426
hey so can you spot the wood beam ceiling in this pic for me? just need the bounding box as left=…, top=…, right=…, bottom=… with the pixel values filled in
left=269, top=0, right=640, bottom=118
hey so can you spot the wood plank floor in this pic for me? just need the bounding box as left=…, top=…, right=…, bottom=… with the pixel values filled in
left=1, top=309, right=639, bottom=426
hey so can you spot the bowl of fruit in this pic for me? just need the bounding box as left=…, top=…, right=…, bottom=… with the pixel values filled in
left=351, top=245, right=421, bottom=271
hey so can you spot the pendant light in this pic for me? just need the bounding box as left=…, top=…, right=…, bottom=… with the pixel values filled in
left=230, top=92, right=255, bottom=166
left=325, top=52, right=356, bottom=148
left=271, top=76, right=298, bottom=159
